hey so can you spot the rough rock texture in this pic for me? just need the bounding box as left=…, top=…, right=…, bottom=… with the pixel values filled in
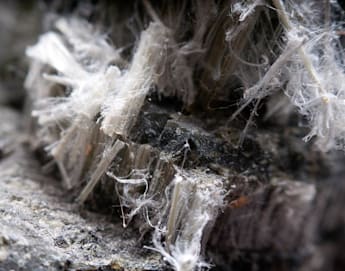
left=0, top=107, right=162, bottom=271
left=208, top=179, right=345, bottom=271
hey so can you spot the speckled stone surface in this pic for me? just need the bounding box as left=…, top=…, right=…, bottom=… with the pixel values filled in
left=0, top=107, right=162, bottom=271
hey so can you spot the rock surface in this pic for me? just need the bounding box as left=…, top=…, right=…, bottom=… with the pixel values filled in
left=0, top=109, right=162, bottom=270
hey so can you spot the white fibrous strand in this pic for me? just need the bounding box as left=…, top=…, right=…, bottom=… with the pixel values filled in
left=273, top=0, right=345, bottom=150
left=55, top=18, right=123, bottom=71
left=229, top=0, right=345, bottom=151
left=76, top=139, right=127, bottom=203
left=26, top=30, right=121, bottom=125
left=25, top=18, right=122, bottom=188
left=106, top=169, right=158, bottom=228
left=146, top=170, right=225, bottom=271
left=142, top=0, right=199, bottom=106
left=101, top=22, right=170, bottom=137
left=231, top=0, right=264, bottom=22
